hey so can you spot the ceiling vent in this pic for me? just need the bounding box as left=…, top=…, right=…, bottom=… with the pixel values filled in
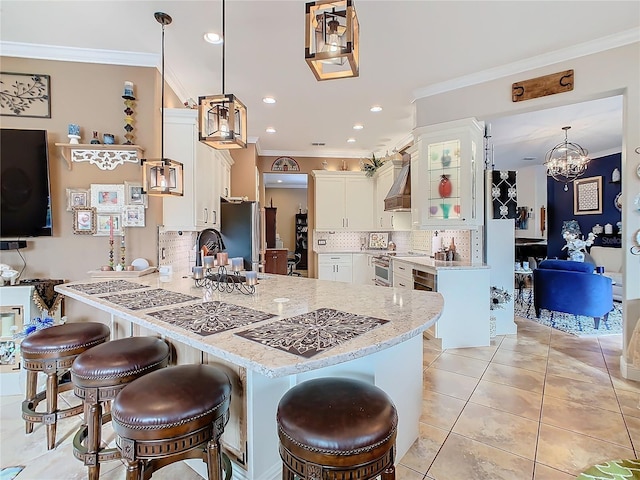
left=384, top=162, right=411, bottom=212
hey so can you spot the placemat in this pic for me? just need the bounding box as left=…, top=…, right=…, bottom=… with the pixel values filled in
left=100, top=288, right=199, bottom=310
left=65, top=280, right=148, bottom=295
left=146, top=301, right=276, bottom=336
left=235, top=308, right=388, bottom=358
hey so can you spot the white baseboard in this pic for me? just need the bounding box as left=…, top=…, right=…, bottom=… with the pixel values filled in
left=619, top=355, right=640, bottom=381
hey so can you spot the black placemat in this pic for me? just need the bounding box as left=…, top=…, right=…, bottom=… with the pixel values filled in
left=146, top=301, right=276, bottom=336
left=235, top=308, right=389, bottom=358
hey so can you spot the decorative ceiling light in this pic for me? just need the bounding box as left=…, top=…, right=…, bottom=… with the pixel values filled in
left=544, top=126, right=591, bottom=191
left=141, top=12, right=184, bottom=197
left=305, top=0, right=359, bottom=81
left=198, top=0, right=247, bottom=149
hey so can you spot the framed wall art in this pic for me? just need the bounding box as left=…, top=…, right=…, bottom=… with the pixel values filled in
left=72, top=207, right=97, bottom=235
left=125, top=181, right=148, bottom=207
left=95, top=213, right=123, bottom=236
left=573, top=176, right=603, bottom=215
left=122, top=205, right=145, bottom=227
left=91, top=184, right=125, bottom=212
left=0, top=72, right=51, bottom=118
left=66, top=188, right=89, bottom=211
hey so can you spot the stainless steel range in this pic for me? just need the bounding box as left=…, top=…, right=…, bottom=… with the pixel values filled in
left=372, top=254, right=391, bottom=287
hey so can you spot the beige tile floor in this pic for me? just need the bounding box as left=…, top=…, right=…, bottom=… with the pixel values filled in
left=1, top=316, right=638, bottom=479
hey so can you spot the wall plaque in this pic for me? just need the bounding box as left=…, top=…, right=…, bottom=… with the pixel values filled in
left=512, top=69, right=574, bottom=102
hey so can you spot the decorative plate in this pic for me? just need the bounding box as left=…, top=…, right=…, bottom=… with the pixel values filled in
left=637, top=163, right=640, bottom=178
left=614, top=192, right=622, bottom=212
left=634, top=193, right=640, bottom=212
left=636, top=229, right=640, bottom=245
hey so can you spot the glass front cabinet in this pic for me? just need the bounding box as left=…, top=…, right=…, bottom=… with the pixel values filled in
left=413, top=117, right=485, bottom=228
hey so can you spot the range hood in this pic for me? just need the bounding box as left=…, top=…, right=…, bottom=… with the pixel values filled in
left=384, top=162, right=411, bottom=211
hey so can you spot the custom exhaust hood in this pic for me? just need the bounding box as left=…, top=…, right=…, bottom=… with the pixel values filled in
left=384, top=162, right=411, bottom=212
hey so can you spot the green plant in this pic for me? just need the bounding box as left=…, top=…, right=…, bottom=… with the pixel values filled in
left=360, top=153, right=385, bottom=177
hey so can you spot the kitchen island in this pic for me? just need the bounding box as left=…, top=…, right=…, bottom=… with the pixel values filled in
left=56, top=274, right=443, bottom=480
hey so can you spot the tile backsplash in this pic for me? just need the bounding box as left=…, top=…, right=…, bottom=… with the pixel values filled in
left=158, top=230, right=198, bottom=277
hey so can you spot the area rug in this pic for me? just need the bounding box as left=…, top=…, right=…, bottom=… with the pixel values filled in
left=515, top=288, right=623, bottom=337
left=576, top=458, right=640, bottom=479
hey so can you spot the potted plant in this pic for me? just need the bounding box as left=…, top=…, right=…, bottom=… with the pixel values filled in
left=360, top=153, right=385, bottom=177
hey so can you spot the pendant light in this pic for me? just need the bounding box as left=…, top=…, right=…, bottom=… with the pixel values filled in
left=305, top=0, right=359, bottom=81
left=141, top=12, right=184, bottom=196
left=544, top=126, right=590, bottom=191
left=198, top=0, right=247, bottom=149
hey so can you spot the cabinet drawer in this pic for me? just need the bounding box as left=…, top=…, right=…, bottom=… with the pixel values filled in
left=318, top=254, right=352, bottom=265
left=393, top=272, right=412, bottom=289
left=392, top=261, right=411, bottom=278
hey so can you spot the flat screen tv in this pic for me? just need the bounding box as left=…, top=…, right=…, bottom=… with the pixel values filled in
left=1, top=129, right=53, bottom=237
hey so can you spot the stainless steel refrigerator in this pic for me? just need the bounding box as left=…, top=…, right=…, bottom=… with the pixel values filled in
left=220, top=200, right=260, bottom=271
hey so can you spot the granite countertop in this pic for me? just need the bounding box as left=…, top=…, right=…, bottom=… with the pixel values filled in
left=56, top=274, right=443, bottom=379
left=391, top=256, right=489, bottom=272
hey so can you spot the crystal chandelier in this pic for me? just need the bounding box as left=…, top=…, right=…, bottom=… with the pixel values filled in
left=544, top=126, right=590, bottom=191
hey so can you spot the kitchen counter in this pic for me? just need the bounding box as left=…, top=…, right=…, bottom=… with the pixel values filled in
left=55, top=274, right=444, bottom=478
left=392, top=255, right=489, bottom=271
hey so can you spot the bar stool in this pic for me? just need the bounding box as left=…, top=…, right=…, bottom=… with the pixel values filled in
left=276, top=377, right=398, bottom=480
left=21, top=322, right=111, bottom=450
left=71, top=336, right=171, bottom=480
left=111, top=364, right=232, bottom=480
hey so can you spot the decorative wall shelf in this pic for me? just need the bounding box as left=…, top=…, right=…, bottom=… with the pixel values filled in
left=55, top=143, right=144, bottom=171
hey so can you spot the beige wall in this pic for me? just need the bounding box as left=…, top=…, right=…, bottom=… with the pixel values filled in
left=414, top=42, right=640, bottom=367
left=0, top=56, right=171, bottom=322
left=264, top=188, right=307, bottom=253
left=230, top=144, right=258, bottom=200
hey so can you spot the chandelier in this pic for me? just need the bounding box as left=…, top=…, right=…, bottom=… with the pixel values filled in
left=544, top=126, right=590, bottom=191
left=305, top=0, right=359, bottom=81
left=198, top=0, right=247, bottom=149
left=141, top=12, right=184, bottom=197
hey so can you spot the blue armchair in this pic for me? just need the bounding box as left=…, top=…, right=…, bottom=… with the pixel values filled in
left=533, top=259, right=613, bottom=329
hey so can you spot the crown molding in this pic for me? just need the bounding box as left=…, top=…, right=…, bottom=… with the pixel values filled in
left=0, top=41, right=158, bottom=67
left=412, top=28, right=640, bottom=101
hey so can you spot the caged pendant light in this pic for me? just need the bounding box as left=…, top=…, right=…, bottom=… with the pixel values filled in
left=544, top=126, right=591, bottom=191
left=141, top=12, right=184, bottom=197
left=305, top=0, right=359, bottom=81
left=198, top=0, right=247, bottom=149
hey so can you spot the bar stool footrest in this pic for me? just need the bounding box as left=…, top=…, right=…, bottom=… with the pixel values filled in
left=73, top=412, right=121, bottom=466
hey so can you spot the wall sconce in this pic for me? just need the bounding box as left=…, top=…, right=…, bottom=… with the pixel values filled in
left=305, top=0, right=359, bottom=81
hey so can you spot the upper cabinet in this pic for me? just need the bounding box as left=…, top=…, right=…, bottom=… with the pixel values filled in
left=162, top=109, right=233, bottom=232
left=373, top=160, right=411, bottom=231
left=413, top=118, right=484, bottom=228
left=312, top=171, right=374, bottom=231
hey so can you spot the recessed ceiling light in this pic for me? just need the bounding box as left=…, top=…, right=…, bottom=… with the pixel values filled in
left=347, top=138, right=356, bottom=143
left=353, top=124, right=364, bottom=130
left=266, top=127, right=276, bottom=133
left=277, top=179, right=283, bottom=183
left=370, top=105, right=382, bottom=112
left=311, top=142, right=326, bottom=146
left=203, top=33, right=223, bottom=44
left=262, top=97, right=276, bottom=104
left=523, top=156, right=536, bottom=161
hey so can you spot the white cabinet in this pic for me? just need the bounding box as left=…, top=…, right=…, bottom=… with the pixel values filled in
left=374, top=160, right=411, bottom=231
left=219, top=156, right=232, bottom=199
left=312, top=171, right=374, bottom=231
left=392, top=260, right=412, bottom=289
left=317, top=254, right=353, bottom=283
left=352, top=253, right=375, bottom=286
left=162, top=109, right=231, bottom=232
left=413, top=118, right=485, bottom=228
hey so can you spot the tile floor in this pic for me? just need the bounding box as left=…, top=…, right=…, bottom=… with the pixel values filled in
left=1, top=316, right=639, bottom=479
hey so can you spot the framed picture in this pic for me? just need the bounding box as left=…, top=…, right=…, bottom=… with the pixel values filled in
left=122, top=205, right=145, bottom=227
left=95, top=213, right=123, bottom=236
left=91, top=184, right=125, bottom=212
left=0, top=72, right=51, bottom=118
left=66, top=188, right=89, bottom=211
left=573, top=176, right=603, bottom=215
left=125, top=181, right=148, bottom=207
left=72, top=207, right=96, bottom=235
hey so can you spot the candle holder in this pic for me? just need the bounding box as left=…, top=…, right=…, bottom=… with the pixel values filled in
left=109, top=239, right=115, bottom=269
left=120, top=234, right=126, bottom=269
left=193, top=265, right=255, bottom=295
left=122, top=82, right=136, bottom=145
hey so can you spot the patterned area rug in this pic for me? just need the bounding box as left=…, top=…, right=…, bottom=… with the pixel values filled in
left=515, top=288, right=622, bottom=337
left=577, top=458, right=640, bottom=479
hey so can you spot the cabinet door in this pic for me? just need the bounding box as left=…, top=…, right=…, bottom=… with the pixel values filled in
left=334, top=262, right=353, bottom=283
left=163, top=117, right=196, bottom=230
left=375, top=167, right=394, bottom=229
left=351, top=253, right=372, bottom=285
left=195, top=142, right=215, bottom=228
left=315, top=177, right=346, bottom=230
left=317, top=262, right=335, bottom=281
left=220, top=157, right=231, bottom=199
left=344, top=176, right=374, bottom=230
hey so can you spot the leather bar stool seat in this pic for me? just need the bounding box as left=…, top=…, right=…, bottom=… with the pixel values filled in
left=112, top=364, right=232, bottom=480
left=71, top=336, right=171, bottom=480
left=21, top=322, right=111, bottom=450
left=277, top=377, right=398, bottom=480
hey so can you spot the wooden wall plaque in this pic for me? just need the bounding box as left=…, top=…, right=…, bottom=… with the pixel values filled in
left=512, top=69, right=574, bottom=102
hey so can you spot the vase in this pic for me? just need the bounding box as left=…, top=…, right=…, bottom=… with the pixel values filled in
left=441, top=149, right=451, bottom=167
left=440, top=203, right=451, bottom=219
left=438, top=174, right=452, bottom=198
